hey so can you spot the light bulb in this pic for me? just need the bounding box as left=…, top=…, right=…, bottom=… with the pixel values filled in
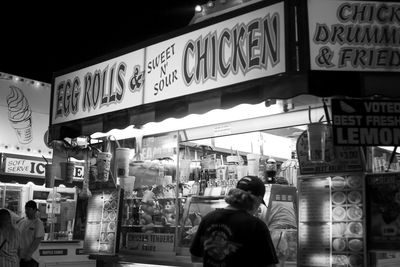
left=195, top=5, right=202, bottom=12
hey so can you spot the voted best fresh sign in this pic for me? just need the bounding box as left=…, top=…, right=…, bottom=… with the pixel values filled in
left=332, top=99, right=400, bottom=145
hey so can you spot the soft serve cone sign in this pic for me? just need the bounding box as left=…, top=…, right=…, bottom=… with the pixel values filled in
left=6, top=86, right=33, bottom=144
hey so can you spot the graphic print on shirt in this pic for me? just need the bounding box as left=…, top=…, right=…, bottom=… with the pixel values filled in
left=203, top=224, right=241, bottom=265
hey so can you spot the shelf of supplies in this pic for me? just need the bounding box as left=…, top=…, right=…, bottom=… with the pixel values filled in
left=124, top=197, right=186, bottom=200
left=190, top=195, right=225, bottom=200
left=121, top=224, right=175, bottom=228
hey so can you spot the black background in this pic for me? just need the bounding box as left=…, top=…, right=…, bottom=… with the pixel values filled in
left=0, top=1, right=206, bottom=83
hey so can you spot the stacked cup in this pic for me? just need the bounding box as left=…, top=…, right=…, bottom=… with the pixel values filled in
left=45, top=164, right=55, bottom=188
left=60, top=161, right=75, bottom=184
left=116, top=147, right=135, bottom=193
left=96, top=151, right=112, bottom=182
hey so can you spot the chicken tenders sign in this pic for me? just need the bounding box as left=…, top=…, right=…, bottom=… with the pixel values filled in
left=52, top=2, right=285, bottom=125
left=332, top=99, right=400, bottom=146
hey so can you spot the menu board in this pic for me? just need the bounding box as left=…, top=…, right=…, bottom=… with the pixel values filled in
left=299, top=222, right=331, bottom=267
left=83, top=188, right=122, bottom=255
left=299, top=177, right=331, bottom=222
left=331, top=174, right=365, bottom=267
left=141, top=132, right=178, bottom=160
left=367, top=172, right=400, bottom=250
left=298, top=177, right=331, bottom=267
left=296, top=129, right=364, bottom=175
left=298, top=174, right=365, bottom=267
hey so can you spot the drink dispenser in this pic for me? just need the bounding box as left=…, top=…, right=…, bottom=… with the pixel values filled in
left=226, top=156, right=240, bottom=180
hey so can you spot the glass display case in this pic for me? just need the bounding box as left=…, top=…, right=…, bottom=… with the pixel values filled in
left=178, top=195, right=227, bottom=251
left=119, top=132, right=182, bottom=256
left=0, top=183, right=25, bottom=216
left=113, top=126, right=302, bottom=267
left=31, top=184, right=78, bottom=241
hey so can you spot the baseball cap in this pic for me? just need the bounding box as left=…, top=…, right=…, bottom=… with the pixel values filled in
left=25, top=200, right=38, bottom=210
left=236, top=176, right=266, bottom=205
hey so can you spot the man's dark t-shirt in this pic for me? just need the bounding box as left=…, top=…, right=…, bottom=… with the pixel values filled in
left=190, top=209, right=279, bottom=267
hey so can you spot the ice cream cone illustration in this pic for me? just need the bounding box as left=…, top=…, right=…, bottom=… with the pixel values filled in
left=6, top=86, right=33, bottom=144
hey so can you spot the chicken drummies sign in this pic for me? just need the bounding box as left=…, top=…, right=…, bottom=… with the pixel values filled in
left=308, top=0, right=400, bottom=72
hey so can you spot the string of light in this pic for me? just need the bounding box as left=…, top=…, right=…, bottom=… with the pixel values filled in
left=0, top=72, right=51, bottom=89
left=192, top=0, right=258, bottom=24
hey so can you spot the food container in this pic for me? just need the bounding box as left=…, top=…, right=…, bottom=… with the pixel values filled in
left=347, top=191, right=362, bottom=204
left=332, top=176, right=345, bottom=190
left=227, top=156, right=240, bottom=180
left=246, top=154, right=260, bottom=176
left=332, top=206, right=347, bottom=221
left=332, top=191, right=346, bottom=205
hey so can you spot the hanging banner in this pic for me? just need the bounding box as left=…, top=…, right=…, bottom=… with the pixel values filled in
left=332, top=99, right=400, bottom=146
left=308, top=0, right=400, bottom=72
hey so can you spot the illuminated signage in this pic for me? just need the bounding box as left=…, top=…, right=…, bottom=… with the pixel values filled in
left=308, top=0, right=400, bottom=72
left=332, top=99, right=400, bottom=145
left=3, top=156, right=84, bottom=179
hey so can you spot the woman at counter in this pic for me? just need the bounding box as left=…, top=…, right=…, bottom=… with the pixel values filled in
left=0, top=208, right=21, bottom=267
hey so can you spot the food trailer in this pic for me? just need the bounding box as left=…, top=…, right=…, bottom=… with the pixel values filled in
left=0, top=72, right=95, bottom=267
left=47, top=0, right=400, bottom=266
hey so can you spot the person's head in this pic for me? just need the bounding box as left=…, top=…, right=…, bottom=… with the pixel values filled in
left=266, top=158, right=277, bottom=171
left=0, top=209, right=12, bottom=229
left=25, top=200, right=38, bottom=219
left=225, top=176, right=266, bottom=214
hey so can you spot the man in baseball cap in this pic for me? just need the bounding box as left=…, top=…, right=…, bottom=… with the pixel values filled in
left=18, top=200, right=44, bottom=267
left=236, top=175, right=266, bottom=205
left=190, top=175, right=278, bottom=267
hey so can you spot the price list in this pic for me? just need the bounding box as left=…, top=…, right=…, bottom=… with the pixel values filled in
left=84, top=189, right=120, bottom=255
left=298, top=177, right=331, bottom=267
left=299, top=177, right=331, bottom=222
left=299, top=222, right=331, bottom=266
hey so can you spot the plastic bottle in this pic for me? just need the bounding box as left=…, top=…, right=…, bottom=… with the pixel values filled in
left=68, top=231, right=73, bottom=241
left=227, top=156, right=239, bottom=180
left=199, top=170, right=207, bottom=196
left=258, top=156, right=267, bottom=182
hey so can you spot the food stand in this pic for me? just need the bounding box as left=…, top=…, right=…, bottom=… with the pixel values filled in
left=47, top=0, right=400, bottom=266
left=0, top=72, right=95, bottom=267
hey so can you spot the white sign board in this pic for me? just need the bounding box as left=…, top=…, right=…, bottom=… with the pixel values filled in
left=4, top=156, right=84, bottom=179
left=126, top=233, right=174, bottom=253
left=52, top=50, right=145, bottom=125
left=144, top=1, right=286, bottom=103
left=0, top=75, right=50, bottom=152
left=51, top=2, right=285, bottom=124
left=308, top=0, right=400, bottom=72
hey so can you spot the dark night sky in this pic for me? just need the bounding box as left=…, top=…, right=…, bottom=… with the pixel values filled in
left=0, top=1, right=206, bottom=83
